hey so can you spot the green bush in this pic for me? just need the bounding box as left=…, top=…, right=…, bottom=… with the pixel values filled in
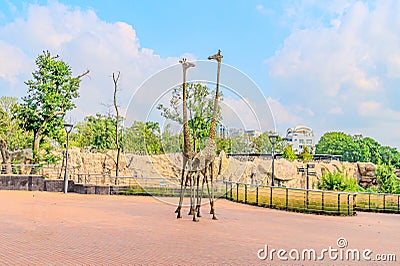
left=318, top=169, right=362, bottom=192
left=282, top=145, right=297, bottom=161
left=299, top=146, right=313, bottom=162
left=375, top=164, right=400, bottom=194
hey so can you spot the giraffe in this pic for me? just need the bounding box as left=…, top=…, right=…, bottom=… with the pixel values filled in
left=192, top=49, right=223, bottom=220
left=175, top=58, right=196, bottom=219
left=175, top=50, right=223, bottom=222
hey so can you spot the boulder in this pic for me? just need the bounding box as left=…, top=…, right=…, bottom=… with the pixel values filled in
left=365, top=162, right=376, bottom=172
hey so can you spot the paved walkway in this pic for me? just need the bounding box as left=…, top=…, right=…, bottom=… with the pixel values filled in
left=0, top=191, right=398, bottom=265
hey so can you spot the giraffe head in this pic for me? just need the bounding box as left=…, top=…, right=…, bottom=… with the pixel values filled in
left=179, top=58, right=195, bottom=71
left=208, top=49, right=223, bottom=63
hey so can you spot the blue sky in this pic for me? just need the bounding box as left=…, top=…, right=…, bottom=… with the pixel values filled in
left=1, top=0, right=400, bottom=148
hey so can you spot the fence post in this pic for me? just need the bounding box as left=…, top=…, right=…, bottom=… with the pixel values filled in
left=245, top=184, right=247, bottom=204
left=353, top=194, right=357, bottom=215
left=225, top=182, right=228, bottom=200
left=337, top=194, right=341, bottom=215
left=236, top=183, right=239, bottom=202
left=230, top=182, right=233, bottom=200
left=347, top=194, right=350, bottom=216
left=306, top=190, right=309, bottom=210
left=269, top=186, right=273, bottom=208
left=285, top=188, right=289, bottom=211
left=256, top=186, right=259, bottom=206
left=322, top=191, right=325, bottom=213
left=368, top=193, right=371, bottom=211
left=383, top=194, right=386, bottom=212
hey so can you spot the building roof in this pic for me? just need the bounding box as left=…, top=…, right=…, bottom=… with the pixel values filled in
left=287, top=125, right=313, bottom=135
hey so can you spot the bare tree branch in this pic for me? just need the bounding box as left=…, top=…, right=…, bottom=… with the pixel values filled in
left=76, top=70, right=90, bottom=80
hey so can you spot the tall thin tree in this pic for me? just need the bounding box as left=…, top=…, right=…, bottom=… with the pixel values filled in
left=113, top=71, right=121, bottom=183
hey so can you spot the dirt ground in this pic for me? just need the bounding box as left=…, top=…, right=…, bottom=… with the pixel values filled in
left=0, top=190, right=398, bottom=265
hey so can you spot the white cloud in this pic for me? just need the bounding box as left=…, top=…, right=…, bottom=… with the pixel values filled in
left=267, top=97, right=303, bottom=127
left=221, top=96, right=269, bottom=131
left=357, top=101, right=381, bottom=116
left=0, top=40, right=32, bottom=85
left=0, top=1, right=187, bottom=120
left=358, top=101, right=400, bottom=120
left=328, top=106, right=344, bottom=115
left=266, top=0, right=400, bottom=148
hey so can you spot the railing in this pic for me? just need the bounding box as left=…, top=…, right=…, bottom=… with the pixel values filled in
left=224, top=181, right=356, bottom=216
left=355, top=192, right=400, bottom=213
left=3, top=164, right=399, bottom=215
left=0, top=164, right=77, bottom=177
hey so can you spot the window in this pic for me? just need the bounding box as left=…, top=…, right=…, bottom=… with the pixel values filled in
left=306, top=139, right=312, bottom=144
left=299, top=139, right=305, bottom=144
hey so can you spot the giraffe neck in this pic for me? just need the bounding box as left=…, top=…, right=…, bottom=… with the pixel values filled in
left=182, top=73, right=193, bottom=158
left=209, top=61, right=221, bottom=141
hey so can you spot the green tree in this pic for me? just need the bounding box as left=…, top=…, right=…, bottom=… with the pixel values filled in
left=354, top=137, right=382, bottom=163
left=317, top=132, right=400, bottom=166
left=299, top=146, right=313, bottom=162
left=0, top=97, right=32, bottom=151
left=379, top=146, right=400, bottom=168
left=251, top=132, right=273, bottom=153
left=230, top=133, right=252, bottom=153
left=316, top=132, right=357, bottom=162
left=375, top=164, right=400, bottom=193
left=71, top=114, right=117, bottom=151
left=282, top=145, right=297, bottom=161
left=14, top=51, right=89, bottom=163
left=159, top=124, right=182, bottom=153
left=216, top=137, right=232, bottom=154
left=157, top=83, right=222, bottom=152
left=122, top=121, right=163, bottom=155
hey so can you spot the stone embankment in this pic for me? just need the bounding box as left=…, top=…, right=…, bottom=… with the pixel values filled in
left=8, top=148, right=400, bottom=189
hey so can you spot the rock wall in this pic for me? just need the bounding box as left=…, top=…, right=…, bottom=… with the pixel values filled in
left=9, top=148, right=399, bottom=189
left=357, top=162, right=377, bottom=189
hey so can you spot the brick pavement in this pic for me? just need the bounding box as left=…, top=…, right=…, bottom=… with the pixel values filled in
left=0, top=190, right=399, bottom=265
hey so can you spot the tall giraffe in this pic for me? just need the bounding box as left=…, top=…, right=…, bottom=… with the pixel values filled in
left=176, top=58, right=196, bottom=219
left=191, top=49, right=223, bottom=220
left=175, top=50, right=223, bottom=222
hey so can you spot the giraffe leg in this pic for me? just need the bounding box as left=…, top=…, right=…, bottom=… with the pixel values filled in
left=192, top=174, right=199, bottom=222
left=195, top=171, right=200, bottom=217
left=197, top=171, right=206, bottom=218
left=205, top=167, right=212, bottom=214
left=210, top=162, right=218, bottom=220
left=188, top=174, right=194, bottom=215
left=176, top=159, right=187, bottom=218
left=176, top=168, right=188, bottom=219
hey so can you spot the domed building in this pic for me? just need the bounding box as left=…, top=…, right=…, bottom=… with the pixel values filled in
left=285, top=125, right=315, bottom=154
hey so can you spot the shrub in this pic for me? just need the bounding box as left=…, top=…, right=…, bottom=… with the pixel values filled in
left=318, top=169, right=362, bottom=192
left=375, top=163, right=400, bottom=194
left=299, top=146, right=313, bottom=162
left=282, top=145, right=297, bottom=161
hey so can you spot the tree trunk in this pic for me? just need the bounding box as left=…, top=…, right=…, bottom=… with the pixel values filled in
left=0, top=138, right=11, bottom=174
left=113, top=71, right=121, bottom=183
left=32, top=132, right=42, bottom=165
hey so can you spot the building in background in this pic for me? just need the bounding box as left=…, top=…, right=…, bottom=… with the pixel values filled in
left=244, top=129, right=262, bottom=138
left=285, top=125, right=315, bottom=154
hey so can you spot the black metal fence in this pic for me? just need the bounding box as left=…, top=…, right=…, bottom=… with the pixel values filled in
left=224, top=181, right=356, bottom=216
left=2, top=164, right=400, bottom=215
left=355, top=192, right=400, bottom=213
